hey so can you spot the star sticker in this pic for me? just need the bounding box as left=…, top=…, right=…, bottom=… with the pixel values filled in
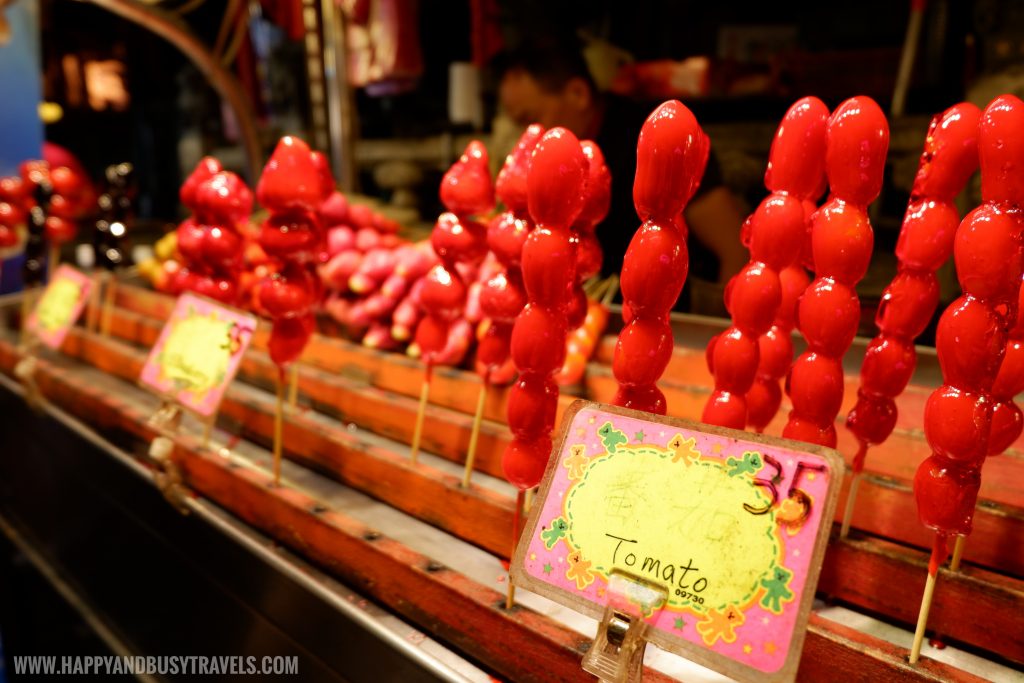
left=793, top=549, right=801, bottom=557
left=634, top=430, right=646, bottom=442
left=742, top=644, right=752, bottom=655
left=712, top=443, right=723, bottom=453
left=764, top=641, right=777, bottom=655
left=597, top=587, right=607, bottom=598
left=542, top=563, right=553, bottom=575
left=807, top=472, right=817, bottom=481
left=576, top=428, right=586, bottom=437
left=588, top=416, right=596, bottom=424
left=673, top=617, right=686, bottom=630
left=761, top=617, right=770, bottom=625
left=659, top=431, right=665, bottom=437
left=530, top=553, right=537, bottom=561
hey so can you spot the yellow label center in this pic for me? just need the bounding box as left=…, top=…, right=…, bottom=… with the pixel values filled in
left=566, top=445, right=777, bottom=612
left=159, top=314, right=234, bottom=394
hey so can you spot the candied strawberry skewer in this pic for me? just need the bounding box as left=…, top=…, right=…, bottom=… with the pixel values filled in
left=502, top=127, right=589, bottom=609
left=782, top=97, right=889, bottom=447
left=840, top=103, right=981, bottom=538
left=556, top=141, right=612, bottom=388
left=254, top=136, right=333, bottom=484
left=477, top=125, right=544, bottom=388
left=410, top=141, right=493, bottom=464
left=463, top=127, right=544, bottom=487
left=909, top=94, right=1024, bottom=664
left=613, top=100, right=708, bottom=415
left=503, top=128, right=588, bottom=489
left=176, top=158, right=254, bottom=306
left=567, top=140, right=611, bottom=330
left=745, top=265, right=811, bottom=432
left=703, top=97, right=829, bottom=430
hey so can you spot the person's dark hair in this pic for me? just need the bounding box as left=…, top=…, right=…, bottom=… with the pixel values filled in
left=492, top=37, right=598, bottom=95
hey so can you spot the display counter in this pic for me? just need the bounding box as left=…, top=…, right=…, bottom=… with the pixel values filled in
left=0, top=285, right=1021, bottom=682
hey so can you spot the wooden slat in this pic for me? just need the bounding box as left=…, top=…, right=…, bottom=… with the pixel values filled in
left=46, top=328, right=1024, bottom=664
left=61, top=329, right=516, bottom=557
left=97, top=298, right=1024, bottom=578
left=0, top=338, right=990, bottom=683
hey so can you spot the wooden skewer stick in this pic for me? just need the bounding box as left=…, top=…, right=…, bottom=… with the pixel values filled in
left=840, top=471, right=861, bottom=539
left=48, top=244, right=60, bottom=274
left=273, top=369, right=285, bottom=485
left=288, top=364, right=299, bottom=409
left=409, top=364, right=432, bottom=464
left=506, top=488, right=526, bottom=610
left=19, top=288, right=34, bottom=347
left=949, top=535, right=966, bottom=572
left=909, top=534, right=948, bottom=664
left=462, top=372, right=488, bottom=488
left=86, top=273, right=103, bottom=331
left=524, top=487, right=535, bottom=514
left=99, top=276, right=117, bottom=336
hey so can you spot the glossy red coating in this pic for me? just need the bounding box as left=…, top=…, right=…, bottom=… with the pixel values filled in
left=257, top=264, right=319, bottom=318
left=575, top=140, right=612, bottom=231
left=504, top=128, right=590, bottom=488
left=258, top=212, right=321, bottom=260
left=487, top=213, right=530, bottom=269
left=510, top=303, right=567, bottom=374
left=417, top=138, right=496, bottom=365
left=953, top=206, right=1022, bottom=302
left=706, top=98, right=827, bottom=430
left=252, top=137, right=327, bottom=367
left=978, top=94, right=1024, bottom=206
left=440, top=141, right=495, bottom=216
left=612, top=318, right=674, bottom=386
left=180, top=156, right=222, bottom=208
left=616, top=100, right=707, bottom=417
left=526, top=128, right=588, bottom=228
left=479, top=270, right=527, bottom=322
left=848, top=103, right=981, bottom=469
left=431, top=213, right=488, bottom=266
left=193, top=171, right=254, bottom=225
left=913, top=96, right=1024, bottom=537
left=268, top=313, right=316, bottom=367
left=419, top=264, right=468, bottom=322
left=632, top=100, right=708, bottom=220
left=521, top=227, right=576, bottom=307
left=507, top=375, right=559, bottom=438
left=495, top=124, right=544, bottom=213
left=764, top=96, right=829, bottom=199
left=257, top=136, right=332, bottom=213
left=501, top=435, right=552, bottom=489
left=784, top=96, right=887, bottom=447
left=619, top=221, right=688, bottom=317
left=824, top=96, right=889, bottom=206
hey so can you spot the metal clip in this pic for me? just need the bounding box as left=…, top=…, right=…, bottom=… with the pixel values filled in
left=582, top=571, right=668, bottom=683
left=14, top=354, right=44, bottom=412
left=150, top=436, right=190, bottom=515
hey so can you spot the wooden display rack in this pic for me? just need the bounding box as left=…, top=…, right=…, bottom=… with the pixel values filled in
left=1, top=282, right=1021, bottom=681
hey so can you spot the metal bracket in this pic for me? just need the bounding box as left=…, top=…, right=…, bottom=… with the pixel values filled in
left=14, top=353, right=45, bottom=412
left=150, top=436, right=190, bottom=516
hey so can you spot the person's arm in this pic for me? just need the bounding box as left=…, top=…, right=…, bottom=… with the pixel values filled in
left=684, top=185, right=748, bottom=283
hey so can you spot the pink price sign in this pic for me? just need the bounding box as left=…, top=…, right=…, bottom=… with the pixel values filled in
left=511, top=401, right=842, bottom=682
left=26, top=265, right=93, bottom=350
left=139, top=293, right=256, bottom=418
